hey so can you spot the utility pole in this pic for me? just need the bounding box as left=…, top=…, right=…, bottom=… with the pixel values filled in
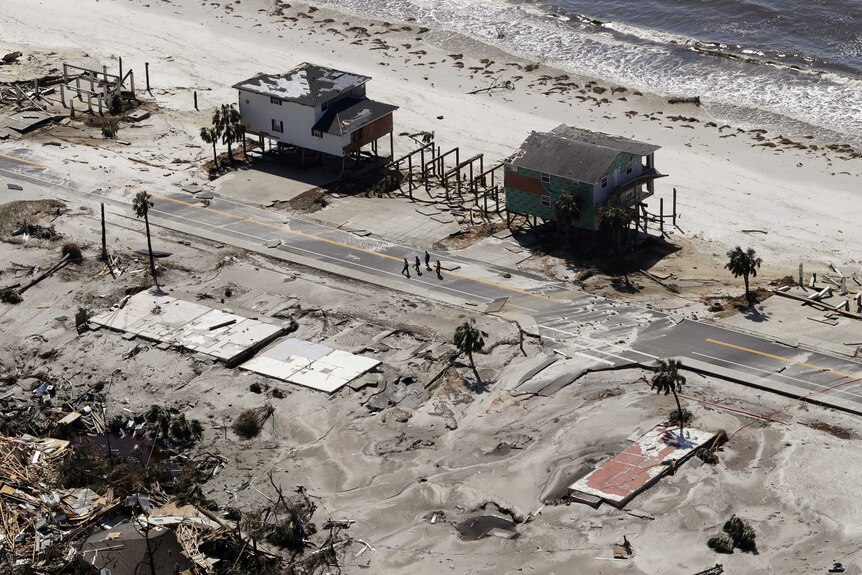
left=100, top=203, right=108, bottom=262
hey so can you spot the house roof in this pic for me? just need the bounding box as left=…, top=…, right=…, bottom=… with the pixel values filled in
left=233, top=63, right=370, bottom=106
left=312, top=97, right=398, bottom=136
left=508, top=126, right=660, bottom=183
left=551, top=125, right=660, bottom=157
left=79, top=520, right=193, bottom=575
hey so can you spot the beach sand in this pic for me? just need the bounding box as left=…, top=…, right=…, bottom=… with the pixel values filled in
left=2, top=1, right=862, bottom=573
left=0, top=0, right=860, bottom=275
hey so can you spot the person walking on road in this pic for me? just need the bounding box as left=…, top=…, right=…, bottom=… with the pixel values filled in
left=424, top=250, right=431, bottom=271
left=402, top=258, right=410, bottom=278
left=414, top=255, right=422, bottom=276
left=435, top=260, right=442, bottom=280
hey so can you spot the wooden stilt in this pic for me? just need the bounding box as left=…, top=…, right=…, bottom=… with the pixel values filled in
left=672, top=187, right=677, bottom=226
left=660, top=198, right=664, bottom=235
left=407, top=154, right=413, bottom=199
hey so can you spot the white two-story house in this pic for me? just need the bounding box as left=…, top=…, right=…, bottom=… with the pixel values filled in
left=233, top=63, right=398, bottom=159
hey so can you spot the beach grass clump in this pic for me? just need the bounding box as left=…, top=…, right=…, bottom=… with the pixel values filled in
left=232, top=403, right=275, bottom=439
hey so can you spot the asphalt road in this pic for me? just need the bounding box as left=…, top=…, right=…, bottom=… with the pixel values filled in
left=2, top=150, right=862, bottom=413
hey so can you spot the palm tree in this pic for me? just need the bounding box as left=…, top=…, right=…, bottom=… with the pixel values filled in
left=132, top=190, right=161, bottom=293
left=651, top=359, right=687, bottom=441
left=598, top=205, right=632, bottom=255
left=554, top=191, right=581, bottom=248
left=200, top=126, right=219, bottom=166
left=237, top=122, right=247, bottom=161
left=217, top=104, right=243, bottom=163
left=209, top=106, right=227, bottom=160
left=725, top=246, right=762, bottom=304
left=454, top=320, right=487, bottom=385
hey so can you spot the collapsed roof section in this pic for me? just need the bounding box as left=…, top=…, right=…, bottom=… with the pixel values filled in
left=233, top=62, right=370, bottom=106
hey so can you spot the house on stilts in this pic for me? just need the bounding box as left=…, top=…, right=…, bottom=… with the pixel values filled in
left=504, top=125, right=666, bottom=237
left=233, top=63, right=398, bottom=172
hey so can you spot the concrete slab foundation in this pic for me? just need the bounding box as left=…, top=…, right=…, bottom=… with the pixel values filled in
left=240, top=337, right=381, bottom=393
left=569, top=424, right=715, bottom=507
left=90, top=291, right=287, bottom=366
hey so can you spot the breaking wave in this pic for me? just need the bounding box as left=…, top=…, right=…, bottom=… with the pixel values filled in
left=320, top=0, right=862, bottom=147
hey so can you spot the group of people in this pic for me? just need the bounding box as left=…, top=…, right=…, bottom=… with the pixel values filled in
left=402, top=250, right=442, bottom=280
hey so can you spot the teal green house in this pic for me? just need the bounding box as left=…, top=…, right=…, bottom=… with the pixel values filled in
left=504, top=126, right=663, bottom=231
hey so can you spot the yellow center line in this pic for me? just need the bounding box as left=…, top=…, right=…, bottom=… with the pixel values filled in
left=152, top=192, right=548, bottom=299
left=0, top=153, right=50, bottom=169
left=1, top=151, right=550, bottom=301
left=706, top=338, right=855, bottom=378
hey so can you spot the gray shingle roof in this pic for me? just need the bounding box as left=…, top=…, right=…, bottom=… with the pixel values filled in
left=508, top=126, right=660, bottom=183
left=312, top=98, right=398, bottom=136
left=233, top=63, right=370, bottom=106
left=551, top=125, right=660, bottom=157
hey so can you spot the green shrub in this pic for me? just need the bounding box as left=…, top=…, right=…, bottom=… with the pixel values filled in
left=0, top=287, right=22, bottom=304
left=709, top=514, right=757, bottom=554
left=707, top=534, right=734, bottom=554
left=101, top=121, right=119, bottom=139
left=668, top=408, right=693, bottom=426
left=724, top=515, right=757, bottom=552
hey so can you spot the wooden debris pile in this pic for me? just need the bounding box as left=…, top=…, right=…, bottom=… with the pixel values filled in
left=0, top=435, right=116, bottom=564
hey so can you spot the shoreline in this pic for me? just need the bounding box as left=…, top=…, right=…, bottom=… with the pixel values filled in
left=315, top=0, right=862, bottom=150
left=0, top=0, right=860, bottom=273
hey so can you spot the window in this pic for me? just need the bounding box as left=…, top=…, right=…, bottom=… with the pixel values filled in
left=270, top=97, right=282, bottom=106
left=271, top=119, right=283, bottom=133
left=540, top=195, right=551, bottom=207
left=322, top=101, right=329, bottom=111
left=245, top=99, right=250, bottom=104
left=506, top=164, right=518, bottom=173
left=312, top=129, right=323, bottom=138
left=541, top=173, right=550, bottom=183
left=601, top=176, right=608, bottom=188
left=626, top=161, right=633, bottom=174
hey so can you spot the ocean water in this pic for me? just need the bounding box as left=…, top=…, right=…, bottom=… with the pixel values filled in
left=323, top=0, right=862, bottom=147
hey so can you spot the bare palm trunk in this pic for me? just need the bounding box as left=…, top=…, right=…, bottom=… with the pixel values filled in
left=743, top=273, right=751, bottom=305
left=227, top=141, right=233, bottom=164
left=143, top=524, right=158, bottom=575
left=468, top=351, right=482, bottom=384
left=671, top=388, right=684, bottom=441
left=211, top=141, right=217, bottom=165
left=143, top=211, right=160, bottom=292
